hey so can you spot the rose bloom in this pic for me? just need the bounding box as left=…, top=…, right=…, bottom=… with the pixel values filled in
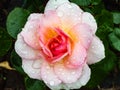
left=15, top=0, right=105, bottom=89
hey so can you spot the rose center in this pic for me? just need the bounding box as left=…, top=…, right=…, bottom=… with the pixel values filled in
left=48, top=35, right=67, bottom=57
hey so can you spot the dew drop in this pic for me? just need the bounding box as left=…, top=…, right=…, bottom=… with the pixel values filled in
left=59, top=68, right=63, bottom=71
left=50, top=81, right=55, bottom=86
left=72, top=71, right=76, bottom=75
left=92, top=46, right=94, bottom=49
left=46, top=66, right=50, bottom=69
left=61, top=73, right=65, bottom=75
left=57, top=11, right=63, bottom=17
left=67, top=4, right=72, bottom=8
left=23, top=51, right=28, bottom=54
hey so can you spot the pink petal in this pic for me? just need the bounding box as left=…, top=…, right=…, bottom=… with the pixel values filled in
left=47, top=64, right=90, bottom=90
left=41, top=62, right=61, bottom=86
left=22, top=59, right=43, bottom=80
left=70, top=23, right=93, bottom=49
left=56, top=3, right=83, bottom=30
left=15, top=34, right=41, bottom=59
left=64, top=43, right=86, bottom=68
left=81, top=12, right=97, bottom=34
left=45, top=0, right=69, bottom=12
left=87, top=36, right=105, bottom=64
left=54, top=63, right=82, bottom=83
left=38, top=11, right=61, bottom=43
left=21, top=14, right=41, bottom=49
left=65, top=64, right=91, bottom=89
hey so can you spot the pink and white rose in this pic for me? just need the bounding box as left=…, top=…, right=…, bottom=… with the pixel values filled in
left=15, top=0, right=105, bottom=89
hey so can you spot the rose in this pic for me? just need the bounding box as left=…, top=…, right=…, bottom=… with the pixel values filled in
left=15, top=0, right=105, bottom=89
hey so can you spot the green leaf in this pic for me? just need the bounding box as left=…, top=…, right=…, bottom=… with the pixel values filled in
left=96, top=10, right=113, bottom=27
left=112, top=12, right=120, bottom=24
left=109, top=28, right=120, bottom=51
left=25, top=77, right=46, bottom=90
left=0, top=27, right=12, bottom=57
left=91, top=0, right=101, bottom=5
left=70, top=0, right=91, bottom=6
left=10, top=50, right=25, bottom=74
left=6, top=8, right=30, bottom=39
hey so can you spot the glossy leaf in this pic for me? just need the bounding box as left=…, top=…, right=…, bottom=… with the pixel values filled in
left=109, top=28, right=120, bottom=51
left=25, top=77, right=46, bottom=90
left=6, top=8, right=30, bottom=39
left=112, top=12, right=120, bottom=24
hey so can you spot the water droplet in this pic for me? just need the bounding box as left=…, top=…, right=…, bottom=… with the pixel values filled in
left=72, top=72, right=76, bottom=75
left=50, top=81, right=54, bottom=86
left=92, top=46, right=94, bottom=49
left=57, top=11, right=63, bottom=17
left=29, top=26, right=33, bottom=29
left=67, top=4, right=72, bottom=8
left=88, top=40, right=91, bottom=43
left=23, top=51, right=28, bottom=54
left=62, top=73, right=65, bottom=75
left=59, top=68, right=63, bottom=71
left=46, top=66, right=50, bottom=69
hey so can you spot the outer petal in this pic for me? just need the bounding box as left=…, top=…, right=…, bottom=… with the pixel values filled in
left=65, top=64, right=91, bottom=89
left=87, top=36, right=105, bottom=64
left=21, top=14, right=42, bottom=49
left=15, top=34, right=41, bottom=59
left=47, top=64, right=90, bottom=90
left=22, top=59, right=43, bottom=80
left=64, top=43, right=86, bottom=68
left=41, top=62, right=61, bottom=86
left=38, top=11, right=61, bottom=43
left=56, top=3, right=83, bottom=31
left=45, top=0, right=69, bottom=12
left=70, top=24, right=93, bottom=49
left=54, top=62, right=82, bottom=83
left=81, top=12, right=97, bottom=34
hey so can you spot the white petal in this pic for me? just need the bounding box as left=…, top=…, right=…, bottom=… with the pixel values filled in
left=45, top=0, right=69, bottom=12
left=15, top=34, right=41, bottom=59
left=65, top=64, right=91, bottom=89
left=82, top=12, right=97, bottom=34
left=54, top=63, right=82, bottom=83
left=87, top=36, right=105, bottom=64
left=28, top=13, right=42, bottom=21
left=22, top=59, right=43, bottom=80
left=41, top=62, right=61, bottom=86
left=56, top=3, right=83, bottom=29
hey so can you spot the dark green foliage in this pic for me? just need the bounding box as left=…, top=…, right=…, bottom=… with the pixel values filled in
left=6, top=8, right=30, bottom=39
left=0, top=27, right=12, bottom=57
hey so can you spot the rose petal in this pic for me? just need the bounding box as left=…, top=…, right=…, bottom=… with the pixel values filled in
left=81, top=12, right=97, bottom=34
left=38, top=11, right=60, bottom=43
left=45, top=0, right=69, bottom=12
left=54, top=63, right=82, bottom=83
left=56, top=3, right=83, bottom=31
left=22, top=59, right=43, bottom=80
left=28, top=13, right=42, bottom=21
left=70, top=23, right=93, bottom=49
left=46, top=64, right=90, bottom=90
left=64, top=43, right=86, bottom=68
left=65, top=64, right=91, bottom=89
left=15, top=34, right=41, bottom=59
left=41, top=62, right=61, bottom=86
left=21, top=14, right=42, bottom=49
left=87, top=36, right=105, bottom=64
